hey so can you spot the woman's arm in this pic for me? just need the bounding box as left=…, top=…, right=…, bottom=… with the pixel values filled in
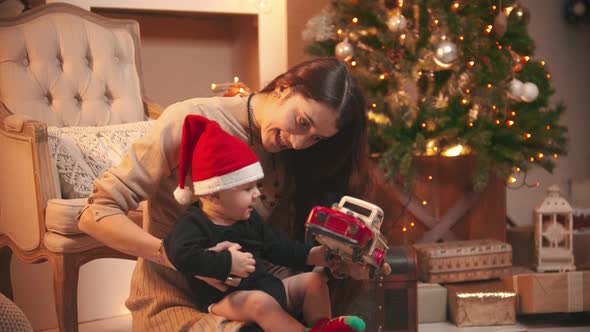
left=79, top=211, right=173, bottom=267
left=78, top=102, right=191, bottom=266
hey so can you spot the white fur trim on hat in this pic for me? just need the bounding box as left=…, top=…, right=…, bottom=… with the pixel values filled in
left=193, top=162, right=264, bottom=196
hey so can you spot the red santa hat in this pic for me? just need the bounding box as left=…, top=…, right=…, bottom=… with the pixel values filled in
left=173, top=115, right=264, bottom=204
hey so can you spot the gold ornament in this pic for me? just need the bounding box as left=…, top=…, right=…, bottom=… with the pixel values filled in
left=334, top=39, right=354, bottom=61
left=468, top=104, right=480, bottom=121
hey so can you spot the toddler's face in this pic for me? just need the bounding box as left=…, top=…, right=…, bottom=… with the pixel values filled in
left=216, top=181, right=261, bottom=221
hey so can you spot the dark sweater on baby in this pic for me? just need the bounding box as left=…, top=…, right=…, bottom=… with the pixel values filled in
left=164, top=203, right=312, bottom=311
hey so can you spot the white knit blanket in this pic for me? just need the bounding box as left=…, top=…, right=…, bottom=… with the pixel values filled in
left=47, top=121, right=155, bottom=199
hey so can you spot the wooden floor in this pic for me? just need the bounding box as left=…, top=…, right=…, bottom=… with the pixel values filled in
left=39, top=312, right=590, bottom=332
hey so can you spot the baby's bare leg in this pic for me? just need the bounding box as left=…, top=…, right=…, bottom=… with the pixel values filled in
left=210, top=290, right=305, bottom=332
left=283, top=271, right=331, bottom=326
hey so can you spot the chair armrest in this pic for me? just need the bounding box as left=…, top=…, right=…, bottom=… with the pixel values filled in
left=0, top=103, right=59, bottom=251
left=143, top=97, right=163, bottom=120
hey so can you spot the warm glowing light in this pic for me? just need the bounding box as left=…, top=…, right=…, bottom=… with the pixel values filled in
left=497, top=44, right=503, bottom=50
left=410, top=221, right=415, bottom=227
left=553, top=153, right=558, bottom=158
left=504, top=6, right=515, bottom=15
left=466, top=89, right=471, bottom=94
left=367, top=110, right=391, bottom=125
left=434, top=19, right=439, bottom=25
left=459, top=35, right=464, bottom=41
left=492, top=105, right=497, bottom=110
left=525, top=133, right=531, bottom=139
left=508, top=176, right=517, bottom=184
left=337, top=29, right=343, bottom=35
left=485, top=25, right=493, bottom=33
left=372, top=103, right=377, bottom=108
left=540, top=60, right=546, bottom=66
left=538, top=152, right=544, bottom=158
left=239, top=87, right=245, bottom=93
left=524, top=55, right=530, bottom=62
left=428, top=175, right=433, bottom=180
left=418, top=71, right=423, bottom=76
left=421, top=200, right=428, bottom=206
left=352, top=17, right=359, bottom=24
left=211, top=83, right=217, bottom=90
left=546, top=125, right=551, bottom=130
left=442, top=144, right=464, bottom=157
left=507, top=120, right=515, bottom=127
left=233, top=76, right=239, bottom=83
left=457, top=292, right=515, bottom=299
left=530, top=157, right=535, bottom=161
left=468, top=60, right=475, bottom=67
left=380, top=74, right=387, bottom=80
left=402, top=227, right=407, bottom=232
left=487, top=83, right=492, bottom=89
left=421, top=122, right=427, bottom=128
left=468, top=122, right=474, bottom=127
left=461, top=99, right=468, bottom=105
left=516, top=167, right=521, bottom=172
left=495, top=119, right=501, bottom=125
left=511, top=111, right=516, bottom=116
left=546, top=74, right=551, bottom=79
left=351, top=60, right=357, bottom=66
left=452, top=3, right=459, bottom=10
left=400, top=34, right=407, bottom=40
left=492, top=5, right=497, bottom=10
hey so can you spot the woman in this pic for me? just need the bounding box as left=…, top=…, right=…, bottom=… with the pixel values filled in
left=79, top=57, right=378, bottom=331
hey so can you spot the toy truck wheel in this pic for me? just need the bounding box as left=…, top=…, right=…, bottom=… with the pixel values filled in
left=352, top=247, right=362, bottom=263
left=368, top=265, right=377, bottom=279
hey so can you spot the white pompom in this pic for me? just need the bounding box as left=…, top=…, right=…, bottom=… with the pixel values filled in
left=174, top=186, right=193, bottom=205
left=509, top=78, right=524, bottom=99
left=520, top=82, right=539, bottom=103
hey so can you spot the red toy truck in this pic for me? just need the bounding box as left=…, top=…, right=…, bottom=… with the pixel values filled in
left=305, top=196, right=389, bottom=278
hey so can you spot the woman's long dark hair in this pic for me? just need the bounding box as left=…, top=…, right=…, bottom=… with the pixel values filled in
left=260, top=57, right=369, bottom=239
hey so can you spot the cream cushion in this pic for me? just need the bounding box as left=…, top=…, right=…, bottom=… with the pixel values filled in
left=47, top=121, right=155, bottom=199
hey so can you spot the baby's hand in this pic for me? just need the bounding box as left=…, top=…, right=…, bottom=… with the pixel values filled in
left=228, top=246, right=255, bottom=278
left=209, top=241, right=241, bottom=252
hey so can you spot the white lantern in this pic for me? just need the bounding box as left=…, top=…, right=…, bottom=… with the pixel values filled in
left=534, top=185, right=576, bottom=272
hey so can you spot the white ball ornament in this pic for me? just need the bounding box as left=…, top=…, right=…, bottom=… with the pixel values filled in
left=334, top=39, right=354, bottom=61
left=386, top=13, right=407, bottom=33
left=509, top=78, right=524, bottom=99
left=433, top=40, right=458, bottom=68
left=520, top=82, right=539, bottom=102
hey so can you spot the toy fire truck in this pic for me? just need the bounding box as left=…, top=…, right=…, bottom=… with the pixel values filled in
left=305, top=196, right=389, bottom=278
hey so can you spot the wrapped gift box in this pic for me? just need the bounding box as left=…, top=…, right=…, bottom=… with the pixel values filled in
left=507, top=226, right=590, bottom=270
left=447, top=281, right=516, bottom=327
left=413, top=239, right=512, bottom=283
left=502, top=269, right=590, bottom=314
left=418, top=282, right=447, bottom=323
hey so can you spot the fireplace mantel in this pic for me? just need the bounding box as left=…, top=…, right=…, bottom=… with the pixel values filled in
left=48, top=0, right=287, bottom=89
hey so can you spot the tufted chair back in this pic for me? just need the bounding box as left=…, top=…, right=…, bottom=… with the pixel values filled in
left=0, top=3, right=160, bottom=331
left=0, top=4, right=146, bottom=127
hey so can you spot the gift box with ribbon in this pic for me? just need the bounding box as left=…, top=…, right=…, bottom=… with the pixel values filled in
left=502, top=269, right=590, bottom=314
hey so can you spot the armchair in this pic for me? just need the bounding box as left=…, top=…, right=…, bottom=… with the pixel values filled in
left=0, top=3, right=161, bottom=331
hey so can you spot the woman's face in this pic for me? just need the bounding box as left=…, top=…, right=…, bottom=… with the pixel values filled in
left=259, top=89, right=339, bottom=153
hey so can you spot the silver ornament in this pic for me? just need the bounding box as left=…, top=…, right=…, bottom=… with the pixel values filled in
left=433, top=40, right=458, bottom=68
left=520, top=82, right=539, bottom=102
left=386, top=13, right=407, bottom=33
left=334, top=39, right=354, bottom=61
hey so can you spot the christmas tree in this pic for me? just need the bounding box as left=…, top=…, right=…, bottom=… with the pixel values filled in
left=304, top=0, right=567, bottom=190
